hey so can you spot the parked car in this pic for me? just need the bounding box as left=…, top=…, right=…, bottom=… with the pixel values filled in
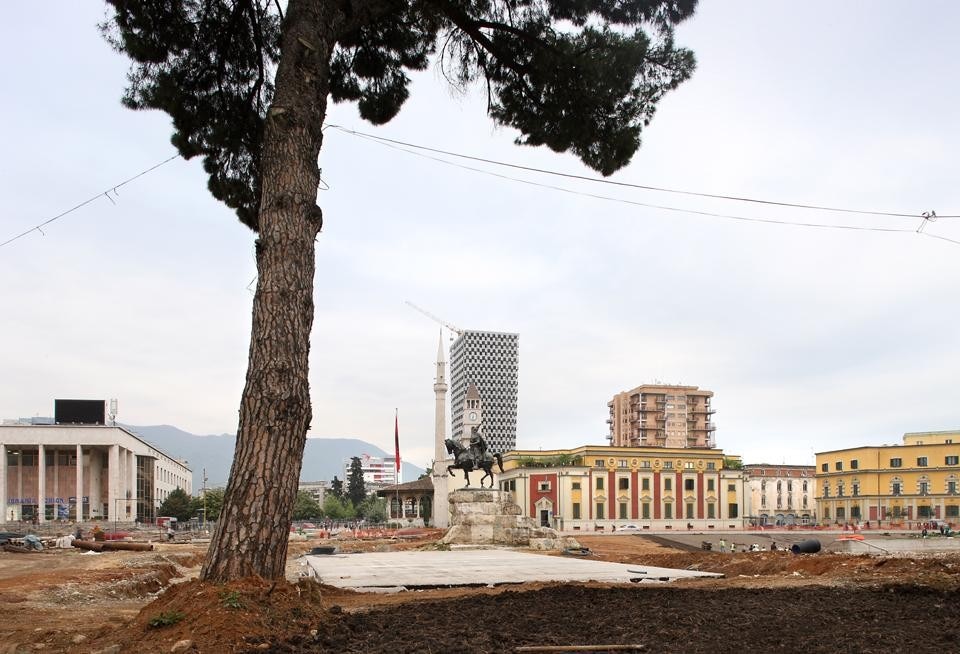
left=619, top=524, right=639, bottom=530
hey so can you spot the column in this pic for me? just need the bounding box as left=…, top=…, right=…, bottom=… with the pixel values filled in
left=108, top=445, right=120, bottom=522
left=127, top=450, right=135, bottom=520
left=38, top=444, right=46, bottom=524
left=0, top=443, right=6, bottom=525
left=76, top=444, right=84, bottom=522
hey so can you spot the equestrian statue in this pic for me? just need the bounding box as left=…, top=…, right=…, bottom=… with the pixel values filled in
left=445, top=425, right=504, bottom=488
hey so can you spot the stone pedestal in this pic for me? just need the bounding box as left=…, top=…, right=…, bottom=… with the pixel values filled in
left=430, top=464, right=451, bottom=529
left=439, top=489, right=579, bottom=550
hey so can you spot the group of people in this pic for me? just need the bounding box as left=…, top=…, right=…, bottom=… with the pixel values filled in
left=718, top=538, right=779, bottom=553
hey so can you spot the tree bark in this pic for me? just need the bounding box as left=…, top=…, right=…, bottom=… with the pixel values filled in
left=201, top=0, right=338, bottom=582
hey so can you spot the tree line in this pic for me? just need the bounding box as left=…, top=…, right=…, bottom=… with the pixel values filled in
left=158, top=456, right=386, bottom=523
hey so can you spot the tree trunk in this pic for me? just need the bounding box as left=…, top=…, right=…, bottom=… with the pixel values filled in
left=201, top=0, right=338, bottom=583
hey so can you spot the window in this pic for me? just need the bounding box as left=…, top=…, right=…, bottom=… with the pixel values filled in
left=918, top=505, right=933, bottom=518
left=892, top=482, right=901, bottom=496
left=706, top=462, right=716, bottom=470
left=822, top=483, right=830, bottom=498
left=761, top=495, right=767, bottom=508
left=777, top=480, right=782, bottom=491
left=684, top=479, right=695, bottom=491
left=664, top=503, right=673, bottom=519
left=836, top=507, right=846, bottom=519
left=835, top=461, right=843, bottom=471
left=594, top=459, right=605, bottom=468
left=802, top=480, right=808, bottom=492
left=946, top=505, right=959, bottom=518
left=947, top=456, right=959, bottom=466
left=573, top=503, right=581, bottom=519
left=686, top=503, right=694, bottom=519
left=596, top=502, right=605, bottom=517
left=919, top=481, right=929, bottom=495
left=572, top=482, right=581, bottom=490
left=727, top=484, right=736, bottom=492
left=707, top=503, right=716, bottom=519
left=917, top=457, right=928, bottom=467
left=850, top=459, right=859, bottom=470
left=821, top=463, right=828, bottom=472
left=890, top=458, right=902, bottom=468
left=823, top=508, right=831, bottom=519
left=707, top=479, right=715, bottom=492
left=728, top=503, right=738, bottom=518
left=949, top=481, right=957, bottom=495
left=596, top=477, right=604, bottom=490
left=641, top=460, right=651, bottom=469
left=663, top=461, right=673, bottom=469
left=837, top=482, right=844, bottom=497
left=619, top=503, right=628, bottom=519
left=684, top=461, right=695, bottom=469
left=641, top=478, right=650, bottom=491
left=618, top=478, right=629, bottom=490
left=664, top=478, right=672, bottom=491
left=787, top=480, right=793, bottom=492
left=538, top=481, right=551, bottom=492
left=619, top=459, right=628, bottom=468
left=852, top=483, right=860, bottom=497
left=851, top=505, right=861, bottom=519
left=642, top=502, right=651, bottom=519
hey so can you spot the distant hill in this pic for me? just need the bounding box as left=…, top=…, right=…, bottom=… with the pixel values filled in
left=123, top=424, right=424, bottom=489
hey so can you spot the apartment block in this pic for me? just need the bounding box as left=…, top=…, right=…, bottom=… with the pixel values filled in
left=607, top=384, right=715, bottom=449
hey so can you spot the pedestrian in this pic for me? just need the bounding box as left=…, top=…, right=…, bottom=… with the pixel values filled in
left=718, top=538, right=726, bottom=553
left=74, top=525, right=83, bottom=540
left=167, top=526, right=175, bottom=541
left=770, top=542, right=776, bottom=551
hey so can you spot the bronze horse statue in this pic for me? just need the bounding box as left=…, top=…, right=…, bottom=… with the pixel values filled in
left=445, top=438, right=504, bottom=488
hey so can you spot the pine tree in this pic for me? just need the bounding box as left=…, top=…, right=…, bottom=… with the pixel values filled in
left=329, top=475, right=345, bottom=501
left=347, top=457, right=367, bottom=507
left=158, top=487, right=193, bottom=522
left=103, top=0, right=697, bottom=582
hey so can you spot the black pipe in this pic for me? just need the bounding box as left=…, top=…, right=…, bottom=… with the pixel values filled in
left=791, top=539, right=821, bottom=554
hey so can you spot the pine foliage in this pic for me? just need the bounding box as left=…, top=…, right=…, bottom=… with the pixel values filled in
left=104, top=0, right=697, bottom=228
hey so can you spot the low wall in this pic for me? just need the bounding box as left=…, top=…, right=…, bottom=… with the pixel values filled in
left=839, top=537, right=960, bottom=554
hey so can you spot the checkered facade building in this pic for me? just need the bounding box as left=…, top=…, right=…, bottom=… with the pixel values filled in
left=449, top=330, right=519, bottom=453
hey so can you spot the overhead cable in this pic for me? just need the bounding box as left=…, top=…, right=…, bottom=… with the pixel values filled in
left=328, top=125, right=958, bottom=220
left=0, top=154, right=181, bottom=250
left=332, top=128, right=960, bottom=246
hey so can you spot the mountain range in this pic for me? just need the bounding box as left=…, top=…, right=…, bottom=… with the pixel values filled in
left=123, top=424, right=425, bottom=490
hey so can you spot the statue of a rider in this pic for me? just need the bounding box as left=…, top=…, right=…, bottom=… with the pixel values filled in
left=469, top=425, right=488, bottom=463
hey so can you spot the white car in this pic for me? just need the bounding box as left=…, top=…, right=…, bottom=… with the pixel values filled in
left=619, top=524, right=640, bottom=530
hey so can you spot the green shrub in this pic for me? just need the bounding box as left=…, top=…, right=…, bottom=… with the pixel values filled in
left=148, top=610, right=185, bottom=628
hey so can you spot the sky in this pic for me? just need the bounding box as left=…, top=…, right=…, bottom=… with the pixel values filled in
left=1, top=2, right=958, bottom=471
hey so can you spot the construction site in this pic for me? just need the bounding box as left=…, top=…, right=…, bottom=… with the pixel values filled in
left=1, top=527, right=958, bottom=653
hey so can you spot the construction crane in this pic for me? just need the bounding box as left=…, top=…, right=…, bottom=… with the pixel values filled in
left=405, top=300, right=464, bottom=340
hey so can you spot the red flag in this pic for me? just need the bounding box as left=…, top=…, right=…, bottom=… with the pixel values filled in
left=394, top=410, right=401, bottom=473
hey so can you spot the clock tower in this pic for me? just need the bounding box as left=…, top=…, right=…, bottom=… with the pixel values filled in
left=460, top=383, right=483, bottom=448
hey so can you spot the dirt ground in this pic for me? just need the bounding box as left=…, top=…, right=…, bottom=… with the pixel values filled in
left=1, top=532, right=958, bottom=653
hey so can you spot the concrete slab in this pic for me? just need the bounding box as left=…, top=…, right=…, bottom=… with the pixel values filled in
left=304, top=549, right=721, bottom=591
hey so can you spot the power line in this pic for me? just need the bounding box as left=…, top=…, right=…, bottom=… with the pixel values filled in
left=333, top=128, right=960, bottom=246
left=0, top=154, right=181, bottom=250
left=328, top=125, right=958, bottom=220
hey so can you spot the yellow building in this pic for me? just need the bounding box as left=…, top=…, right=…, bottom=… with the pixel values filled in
left=815, top=430, right=960, bottom=526
left=499, top=445, right=746, bottom=531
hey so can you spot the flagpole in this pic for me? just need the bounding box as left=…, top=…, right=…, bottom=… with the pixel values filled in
left=394, top=408, right=400, bottom=524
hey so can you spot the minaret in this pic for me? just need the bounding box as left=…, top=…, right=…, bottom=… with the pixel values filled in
left=433, top=330, right=448, bottom=467
left=431, top=331, right=452, bottom=528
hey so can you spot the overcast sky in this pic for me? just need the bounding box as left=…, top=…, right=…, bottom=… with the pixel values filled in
left=2, top=2, right=958, bottom=470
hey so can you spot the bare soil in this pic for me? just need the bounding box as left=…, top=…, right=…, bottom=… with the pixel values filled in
left=1, top=532, right=958, bottom=653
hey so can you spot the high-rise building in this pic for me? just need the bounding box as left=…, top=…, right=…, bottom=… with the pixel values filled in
left=449, top=330, right=519, bottom=453
left=607, top=384, right=715, bottom=448
left=342, top=454, right=397, bottom=489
